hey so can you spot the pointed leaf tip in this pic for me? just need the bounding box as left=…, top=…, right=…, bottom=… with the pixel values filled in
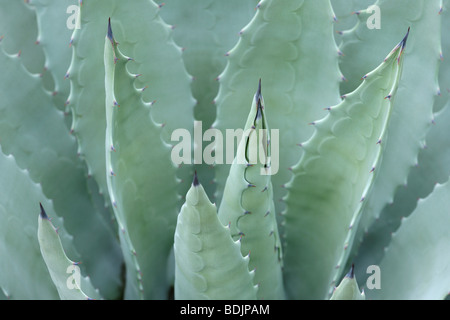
left=255, top=79, right=262, bottom=102
left=257, top=78, right=262, bottom=98
left=193, top=170, right=199, bottom=187
left=255, top=79, right=263, bottom=119
left=346, top=264, right=355, bottom=279
left=39, top=203, right=49, bottom=220
left=107, top=18, right=114, bottom=44
left=401, top=27, right=410, bottom=49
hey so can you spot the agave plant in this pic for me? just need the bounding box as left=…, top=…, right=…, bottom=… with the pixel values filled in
left=0, top=0, right=449, bottom=301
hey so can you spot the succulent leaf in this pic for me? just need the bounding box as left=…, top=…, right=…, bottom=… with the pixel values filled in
left=104, top=20, right=181, bottom=299
left=0, top=0, right=448, bottom=302
left=38, top=203, right=101, bottom=300
left=68, top=0, right=195, bottom=206
left=217, top=80, right=285, bottom=300
left=339, top=0, right=442, bottom=254
left=174, top=174, right=258, bottom=300
left=283, top=29, right=408, bottom=299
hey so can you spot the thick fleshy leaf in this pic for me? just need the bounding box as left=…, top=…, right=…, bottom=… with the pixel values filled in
left=174, top=174, right=258, bottom=300
left=38, top=204, right=101, bottom=300
left=218, top=80, right=284, bottom=299
left=68, top=0, right=195, bottom=207
left=104, top=20, right=182, bottom=299
left=338, top=1, right=442, bottom=253
left=283, top=29, right=408, bottom=299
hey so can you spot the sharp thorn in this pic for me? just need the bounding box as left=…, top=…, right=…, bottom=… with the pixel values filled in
left=39, top=203, right=49, bottom=219
left=193, top=170, right=199, bottom=186
left=255, top=79, right=263, bottom=120
left=107, top=18, right=114, bottom=44
left=345, top=264, right=355, bottom=278
left=401, top=27, right=410, bottom=50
